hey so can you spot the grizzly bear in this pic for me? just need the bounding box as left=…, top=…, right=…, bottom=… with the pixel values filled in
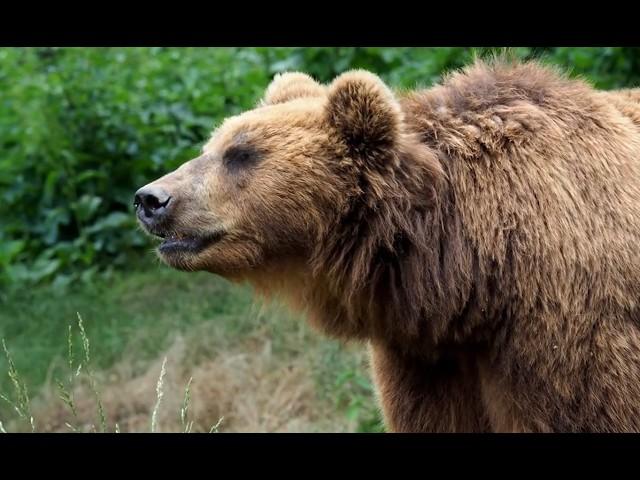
left=134, top=58, right=640, bottom=432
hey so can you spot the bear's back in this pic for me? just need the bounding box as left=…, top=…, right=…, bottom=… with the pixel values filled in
left=401, top=60, right=640, bottom=319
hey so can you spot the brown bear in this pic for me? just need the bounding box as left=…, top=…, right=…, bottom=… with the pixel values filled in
left=134, top=58, right=640, bottom=432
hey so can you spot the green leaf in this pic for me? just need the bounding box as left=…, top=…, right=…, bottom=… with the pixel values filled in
left=346, top=402, right=361, bottom=422
left=85, top=212, right=132, bottom=235
left=72, top=195, right=103, bottom=223
left=0, top=240, right=25, bottom=266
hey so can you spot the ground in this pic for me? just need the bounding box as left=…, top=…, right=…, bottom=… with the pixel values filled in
left=0, top=268, right=381, bottom=432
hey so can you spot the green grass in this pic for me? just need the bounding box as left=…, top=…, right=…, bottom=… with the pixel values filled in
left=0, top=265, right=383, bottom=432
left=0, top=265, right=254, bottom=387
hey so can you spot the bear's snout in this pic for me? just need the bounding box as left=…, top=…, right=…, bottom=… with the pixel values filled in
left=134, top=185, right=172, bottom=228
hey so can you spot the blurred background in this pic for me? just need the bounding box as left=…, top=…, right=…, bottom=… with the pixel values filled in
left=1, top=47, right=639, bottom=432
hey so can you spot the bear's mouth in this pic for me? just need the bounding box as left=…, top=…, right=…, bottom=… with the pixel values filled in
left=153, top=230, right=226, bottom=254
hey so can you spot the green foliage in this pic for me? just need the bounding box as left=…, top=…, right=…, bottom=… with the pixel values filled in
left=1, top=47, right=639, bottom=288
left=333, top=368, right=384, bottom=432
left=0, top=47, right=274, bottom=288
left=313, top=341, right=385, bottom=432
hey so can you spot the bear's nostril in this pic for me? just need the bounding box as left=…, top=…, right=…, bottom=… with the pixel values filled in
left=134, top=186, right=172, bottom=216
left=146, top=194, right=169, bottom=210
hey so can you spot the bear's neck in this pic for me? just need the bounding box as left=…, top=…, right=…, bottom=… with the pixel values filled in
left=300, top=137, right=475, bottom=350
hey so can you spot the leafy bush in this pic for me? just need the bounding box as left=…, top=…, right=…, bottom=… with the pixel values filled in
left=0, top=47, right=275, bottom=288
left=1, top=47, right=639, bottom=288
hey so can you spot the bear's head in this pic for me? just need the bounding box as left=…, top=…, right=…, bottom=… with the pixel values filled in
left=134, top=70, right=442, bottom=293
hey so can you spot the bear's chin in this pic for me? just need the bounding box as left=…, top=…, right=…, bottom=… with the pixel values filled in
left=153, top=230, right=226, bottom=270
left=156, top=243, right=260, bottom=278
left=155, top=247, right=211, bottom=272
left=156, top=230, right=225, bottom=255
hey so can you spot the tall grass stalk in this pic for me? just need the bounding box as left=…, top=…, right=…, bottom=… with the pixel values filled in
left=1, top=339, right=34, bottom=432
left=77, top=312, right=107, bottom=432
left=151, top=357, right=167, bottom=433
left=181, top=377, right=194, bottom=433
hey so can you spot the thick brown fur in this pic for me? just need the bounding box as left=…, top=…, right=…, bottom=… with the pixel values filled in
left=138, top=58, right=640, bottom=432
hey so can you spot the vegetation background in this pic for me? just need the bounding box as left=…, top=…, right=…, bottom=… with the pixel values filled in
left=1, top=47, right=639, bottom=432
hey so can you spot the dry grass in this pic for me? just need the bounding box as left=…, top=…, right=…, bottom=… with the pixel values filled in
left=20, top=334, right=361, bottom=433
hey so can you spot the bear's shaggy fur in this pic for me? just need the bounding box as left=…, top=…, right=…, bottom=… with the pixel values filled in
left=136, top=58, right=640, bottom=432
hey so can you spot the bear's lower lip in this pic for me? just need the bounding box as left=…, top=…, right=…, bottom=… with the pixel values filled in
left=157, top=231, right=225, bottom=254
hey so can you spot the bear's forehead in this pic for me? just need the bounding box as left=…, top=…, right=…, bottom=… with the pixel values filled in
left=203, top=97, right=326, bottom=153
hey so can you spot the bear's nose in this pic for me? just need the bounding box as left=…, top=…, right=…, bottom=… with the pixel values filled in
left=134, top=185, right=172, bottom=222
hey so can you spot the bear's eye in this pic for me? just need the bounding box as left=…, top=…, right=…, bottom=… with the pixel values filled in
left=222, top=146, right=257, bottom=171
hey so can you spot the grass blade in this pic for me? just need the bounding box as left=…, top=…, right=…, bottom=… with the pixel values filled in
left=76, top=313, right=90, bottom=365
left=151, top=357, right=167, bottom=433
left=67, top=324, right=75, bottom=382
left=180, top=377, right=193, bottom=433
left=209, top=416, right=224, bottom=433
left=56, top=379, right=78, bottom=419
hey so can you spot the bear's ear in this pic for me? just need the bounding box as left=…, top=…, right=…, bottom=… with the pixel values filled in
left=262, top=72, right=326, bottom=105
left=325, top=70, right=402, bottom=157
